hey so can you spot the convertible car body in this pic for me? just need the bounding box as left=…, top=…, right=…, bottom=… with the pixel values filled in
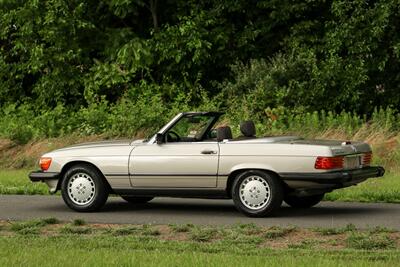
left=29, top=112, right=385, bottom=217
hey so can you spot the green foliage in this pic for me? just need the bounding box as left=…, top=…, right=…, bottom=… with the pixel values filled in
left=1, top=0, right=400, bottom=142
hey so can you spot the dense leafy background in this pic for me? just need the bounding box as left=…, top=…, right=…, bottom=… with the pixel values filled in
left=1, top=0, right=399, bottom=142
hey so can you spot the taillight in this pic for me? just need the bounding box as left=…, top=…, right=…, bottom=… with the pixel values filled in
left=363, top=152, right=372, bottom=166
left=39, top=157, right=52, bottom=171
left=315, top=156, right=344, bottom=170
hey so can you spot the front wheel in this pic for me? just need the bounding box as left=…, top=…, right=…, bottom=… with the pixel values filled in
left=61, top=164, right=109, bottom=212
left=231, top=170, right=283, bottom=217
left=284, top=194, right=325, bottom=208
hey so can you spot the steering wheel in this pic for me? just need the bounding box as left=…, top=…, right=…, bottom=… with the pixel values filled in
left=166, top=130, right=181, bottom=142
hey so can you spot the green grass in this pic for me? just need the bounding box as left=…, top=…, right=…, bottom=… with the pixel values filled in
left=72, top=219, right=86, bottom=226
left=9, top=217, right=60, bottom=235
left=10, top=218, right=59, bottom=232
left=0, top=220, right=399, bottom=266
left=0, top=169, right=49, bottom=195
left=233, top=223, right=263, bottom=235
left=189, top=227, right=219, bottom=242
left=287, top=239, right=320, bottom=249
left=263, top=226, right=297, bottom=239
left=111, top=226, right=142, bottom=236
left=0, top=235, right=399, bottom=267
left=0, top=168, right=399, bottom=203
left=325, top=172, right=400, bottom=203
left=346, top=233, right=396, bottom=250
left=142, top=225, right=161, bottom=236
left=313, top=224, right=357, bottom=236
left=59, top=225, right=92, bottom=235
left=169, top=223, right=194, bottom=233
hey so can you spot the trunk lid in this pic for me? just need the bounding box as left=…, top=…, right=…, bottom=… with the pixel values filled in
left=289, top=139, right=371, bottom=170
left=287, top=139, right=371, bottom=155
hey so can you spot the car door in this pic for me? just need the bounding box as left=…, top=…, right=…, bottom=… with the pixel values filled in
left=129, top=142, right=219, bottom=188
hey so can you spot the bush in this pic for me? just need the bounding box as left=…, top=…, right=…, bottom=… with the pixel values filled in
left=108, top=93, right=169, bottom=138
left=0, top=90, right=398, bottom=145
left=8, top=124, right=34, bottom=145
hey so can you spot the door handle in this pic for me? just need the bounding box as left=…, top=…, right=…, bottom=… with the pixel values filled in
left=201, top=149, right=217, bottom=154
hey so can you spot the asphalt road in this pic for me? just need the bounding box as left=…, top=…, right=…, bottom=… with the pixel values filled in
left=0, top=195, right=399, bottom=229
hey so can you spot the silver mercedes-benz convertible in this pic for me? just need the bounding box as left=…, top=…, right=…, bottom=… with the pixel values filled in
left=29, top=112, right=384, bottom=217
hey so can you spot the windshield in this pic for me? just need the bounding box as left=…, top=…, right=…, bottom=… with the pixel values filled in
left=166, top=115, right=215, bottom=142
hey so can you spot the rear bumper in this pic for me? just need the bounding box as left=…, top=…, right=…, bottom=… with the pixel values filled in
left=280, top=166, right=385, bottom=184
left=29, top=171, right=60, bottom=182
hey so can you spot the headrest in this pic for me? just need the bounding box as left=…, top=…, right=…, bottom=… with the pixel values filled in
left=240, top=121, right=256, bottom=137
left=216, top=126, right=232, bottom=141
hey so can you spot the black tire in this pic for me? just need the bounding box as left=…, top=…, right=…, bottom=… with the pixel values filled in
left=121, top=196, right=154, bottom=204
left=284, top=194, right=325, bottom=208
left=61, top=164, right=109, bottom=212
left=231, top=170, right=283, bottom=217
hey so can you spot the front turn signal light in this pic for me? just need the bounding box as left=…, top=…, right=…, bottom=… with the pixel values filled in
left=39, top=157, right=52, bottom=171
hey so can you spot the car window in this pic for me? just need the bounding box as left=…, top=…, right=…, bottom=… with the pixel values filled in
left=166, top=115, right=215, bottom=142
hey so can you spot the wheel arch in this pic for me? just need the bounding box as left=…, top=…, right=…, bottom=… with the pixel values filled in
left=56, top=160, right=112, bottom=192
left=225, top=168, right=284, bottom=198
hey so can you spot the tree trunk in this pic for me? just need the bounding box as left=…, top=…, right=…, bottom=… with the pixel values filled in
left=149, top=0, right=158, bottom=31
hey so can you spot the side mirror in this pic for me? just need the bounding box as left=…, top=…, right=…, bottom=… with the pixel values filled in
left=209, top=129, right=217, bottom=139
left=156, top=133, right=164, bottom=144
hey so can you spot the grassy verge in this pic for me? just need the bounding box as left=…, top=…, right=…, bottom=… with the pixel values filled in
left=0, top=219, right=399, bottom=266
left=325, top=172, right=400, bottom=203
left=0, top=169, right=48, bottom=195
left=1, top=168, right=399, bottom=203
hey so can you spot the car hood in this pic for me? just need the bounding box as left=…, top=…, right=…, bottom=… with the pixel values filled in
left=54, top=139, right=133, bottom=152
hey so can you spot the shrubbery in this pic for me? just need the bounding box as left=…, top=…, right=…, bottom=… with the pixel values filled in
left=1, top=98, right=398, bottom=145
left=1, top=1, right=400, bottom=143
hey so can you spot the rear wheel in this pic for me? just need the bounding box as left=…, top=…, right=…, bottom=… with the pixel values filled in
left=121, top=196, right=154, bottom=204
left=231, top=170, right=283, bottom=217
left=61, top=164, right=109, bottom=212
left=284, top=193, right=325, bottom=208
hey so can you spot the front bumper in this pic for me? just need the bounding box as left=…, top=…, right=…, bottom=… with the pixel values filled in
left=280, top=166, right=385, bottom=184
left=29, top=171, right=60, bottom=194
left=29, top=171, right=60, bottom=182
